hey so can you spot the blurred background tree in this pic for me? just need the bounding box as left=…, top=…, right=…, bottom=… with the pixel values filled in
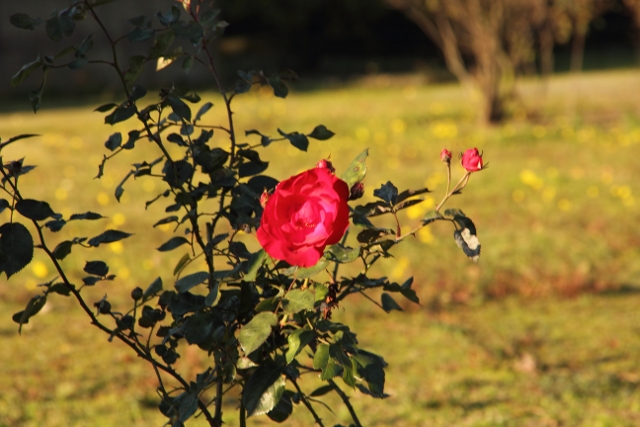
left=1, top=0, right=637, bottom=121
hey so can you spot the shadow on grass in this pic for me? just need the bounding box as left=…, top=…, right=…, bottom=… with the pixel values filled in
left=424, top=397, right=506, bottom=412
left=596, top=284, right=640, bottom=298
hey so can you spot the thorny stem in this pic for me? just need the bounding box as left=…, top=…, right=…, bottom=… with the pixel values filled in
left=191, top=11, right=238, bottom=165
left=435, top=171, right=471, bottom=213
left=289, top=376, right=325, bottom=427
left=327, top=379, right=363, bottom=427
left=394, top=171, right=470, bottom=244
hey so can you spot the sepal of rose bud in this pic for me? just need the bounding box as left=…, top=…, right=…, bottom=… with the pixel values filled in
left=460, top=148, right=484, bottom=172
left=260, top=190, right=270, bottom=208
left=315, top=159, right=336, bottom=173
left=440, top=148, right=452, bottom=164
left=349, top=182, right=365, bottom=200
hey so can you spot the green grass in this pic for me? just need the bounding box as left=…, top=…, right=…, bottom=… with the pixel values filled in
left=1, top=69, right=640, bottom=426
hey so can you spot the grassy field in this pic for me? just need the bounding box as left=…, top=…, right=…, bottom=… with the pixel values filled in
left=1, top=69, right=640, bottom=426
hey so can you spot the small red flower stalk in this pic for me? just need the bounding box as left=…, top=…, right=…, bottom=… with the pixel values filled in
left=435, top=147, right=486, bottom=212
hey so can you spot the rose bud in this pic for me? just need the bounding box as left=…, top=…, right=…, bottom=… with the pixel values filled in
left=440, top=148, right=452, bottom=164
left=349, top=182, right=365, bottom=200
left=460, top=148, right=484, bottom=172
left=130, top=287, right=143, bottom=301
left=315, top=159, right=336, bottom=173
left=257, top=164, right=350, bottom=267
left=259, top=190, right=270, bottom=208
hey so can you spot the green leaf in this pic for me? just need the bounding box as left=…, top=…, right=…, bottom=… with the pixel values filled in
left=87, top=230, right=133, bottom=247
left=238, top=312, right=277, bottom=355
left=45, top=16, right=63, bottom=41
left=12, top=295, right=47, bottom=333
left=29, top=70, right=47, bottom=113
left=194, top=102, right=213, bottom=123
left=267, top=77, right=288, bottom=98
left=76, top=34, right=94, bottom=56
left=129, top=85, right=147, bottom=102
left=157, top=5, right=181, bottom=26
left=49, top=283, right=71, bottom=296
left=173, top=253, right=191, bottom=276
left=0, top=199, right=10, bottom=214
left=422, top=210, right=444, bottom=225
left=313, top=344, right=330, bottom=370
left=310, top=384, right=334, bottom=397
left=124, top=55, right=146, bottom=84
left=0, top=222, right=34, bottom=278
left=149, top=30, right=175, bottom=57
left=285, top=329, right=315, bottom=364
left=84, top=260, right=109, bottom=277
left=170, top=20, right=203, bottom=41
left=341, top=149, right=368, bottom=188
left=167, top=96, right=191, bottom=121
left=452, top=214, right=477, bottom=235
left=11, top=57, right=42, bottom=87
left=15, top=199, right=55, bottom=221
left=58, top=13, right=75, bottom=37
left=356, top=228, right=394, bottom=244
left=327, top=244, right=360, bottom=263
left=54, top=45, right=76, bottom=60
left=10, top=13, right=43, bottom=30
left=173, top=391, right=199, bottom=422
left=354, top=352, right=386, bottom=398
left=453, top=229, right=481, bottom=262
left=342, top=358, right=358, bottom=387
left=94, top=103, right=117, bottom=113
left=157, top=236, right=190, bottom=252
left=267, top=390, right=294, bottom=423
left=381, top=293, right=403, bottom=313
left=255, top=296, right=280, bottom=313
left=308, top=124, right=334, bottom=140
left=321, top=359, right=342, bottom=380
left=277, top=129, right=308, bottom=151
left=175, top=271, right=208, bottom=293
left=374, top=182, right=398, bottom=205
left=295, top=258, right=330, bottom=279
left=104, top=104, right=136, bottom=125
left=243, top=361, right=284, bottom=417
left=182, top=55, right=194, bottom=74
left=143, top=277, right=163, bottom=299
left=127, top=26, right=154, bottom=43
left=104, top=132, right=122, bottom=151
left=69, top=212, right=103, bottom=221
left=53, top=240, right=73, bottom=260
left=282, top=289, right=315, bottom=315
left=244, top=249, right=266, bottom=282
left=384, top=280, right=420, bottom=305
left=444, top=208, right=466, bottom=218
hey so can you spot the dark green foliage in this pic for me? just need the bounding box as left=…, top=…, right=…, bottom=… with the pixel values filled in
left=0, top=223, right=34, bottom=278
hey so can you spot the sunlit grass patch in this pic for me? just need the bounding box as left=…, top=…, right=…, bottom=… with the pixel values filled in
left=1, top=69, right=640, bottom=426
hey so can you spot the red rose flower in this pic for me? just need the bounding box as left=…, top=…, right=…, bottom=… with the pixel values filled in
left=460, top=148, right=484, bottom=172
left=257, top=162, right=350, bottom=267
left=440, top=148, right=452, bottom=164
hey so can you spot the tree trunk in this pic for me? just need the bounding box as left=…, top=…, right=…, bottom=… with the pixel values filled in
left=570, top=29, right=586, bottom=73
left=539, top=25, right=555, bottom=78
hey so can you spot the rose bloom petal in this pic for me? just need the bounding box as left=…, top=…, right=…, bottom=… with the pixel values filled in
left=461, top=148, right=484, bottom=172
left=257, top=166, right=350, bottom=267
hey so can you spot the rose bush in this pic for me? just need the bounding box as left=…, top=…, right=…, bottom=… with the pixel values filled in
left=461, top=147, right=484, bottom=172
left=257, top=161, right=350, bottom=267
